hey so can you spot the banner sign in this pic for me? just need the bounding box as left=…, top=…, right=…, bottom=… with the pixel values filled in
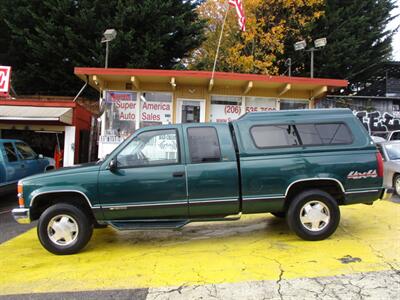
left=245, top=98, right=276, bottom=112
left=0, top=66, right=11, bottom=96
left=210, top=104, right=242, bottom=122
left=141, top=101, right=172, bottom=123
left=210, top=98, right=277, bottom=122
left=105, top=90, right=172, bottom=125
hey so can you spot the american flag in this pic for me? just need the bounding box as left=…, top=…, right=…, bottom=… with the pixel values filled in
left=228, top=0, right=246, bottom=31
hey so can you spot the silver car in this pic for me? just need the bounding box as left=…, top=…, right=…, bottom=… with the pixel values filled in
left=377, top=141, right=400, bottom=195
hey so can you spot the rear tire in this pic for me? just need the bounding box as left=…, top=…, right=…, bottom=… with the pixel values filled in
left=287, top=189, right=340, bottom=241
left=37, top=203, right=93, bottom=255
left=394, top=174, right=400, bottom=196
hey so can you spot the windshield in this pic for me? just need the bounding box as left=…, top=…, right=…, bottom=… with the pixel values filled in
left=384, top=143, right=400, bottom=160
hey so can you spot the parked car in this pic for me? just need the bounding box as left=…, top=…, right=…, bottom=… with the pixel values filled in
left=12, top=109, right=391, bottom=255
left=0, top=139, right=55, bottom=194
left=371, top=136, right=386, bottom=143
left=376, top=140, right=400, bottom=195
left=372, top=130, right=400, bottom=141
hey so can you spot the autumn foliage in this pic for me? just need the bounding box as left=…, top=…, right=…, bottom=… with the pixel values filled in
left=189, top=0, right=324, bottom=75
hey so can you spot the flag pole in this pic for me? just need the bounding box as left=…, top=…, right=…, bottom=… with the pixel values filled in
left=211, top=2, right=230, bottom=84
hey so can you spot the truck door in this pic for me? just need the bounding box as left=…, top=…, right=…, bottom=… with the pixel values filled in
left=98, top=127, right=188, bottom=220
left=14, top=142, right=42, bottom=176
left=183, top=124, right=240, bottom=217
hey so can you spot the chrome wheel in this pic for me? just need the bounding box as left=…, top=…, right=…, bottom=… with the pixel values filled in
left=395, top=177, right=400, bottom=196
left=299, top=201, right=330, bottom=232
left=47, top=214, right=79, bottom=246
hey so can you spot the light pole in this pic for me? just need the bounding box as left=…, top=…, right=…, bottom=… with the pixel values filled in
left=101, top=29, right=117, bottom=68
left=294, top=38, right=327, bottom=78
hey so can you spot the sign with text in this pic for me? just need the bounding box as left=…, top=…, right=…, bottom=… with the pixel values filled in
left=245, top=97, right=276, bottom=112
left=141, top=101, right=172, bottom=124
left=0, top=66, right=11, bottom=96
left=210, top=98, right=277, bottom=122
left=105, top=91, right=136, bottom=121
left=210, top=104, right=242, bottom=122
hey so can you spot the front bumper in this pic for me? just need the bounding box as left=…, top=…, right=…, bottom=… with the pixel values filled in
left=12, top=208, right=31, bottom=224
left=380, top=188, right=394, bottom=201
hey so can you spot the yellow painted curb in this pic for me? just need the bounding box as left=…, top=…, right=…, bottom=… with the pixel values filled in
left=0, top=200, right=399, bottom=295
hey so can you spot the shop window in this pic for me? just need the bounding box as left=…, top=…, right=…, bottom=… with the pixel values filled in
left=104, top=91, right=137, bottom=140
left=187, top=127, right=221, bottom=163
left=210, top=95, right=242, bottom=122
left=140, top=92, right=173, bottom=128
left=245, top=97, right=277, bottom=113
left=280, top=100, right=309, bottom=110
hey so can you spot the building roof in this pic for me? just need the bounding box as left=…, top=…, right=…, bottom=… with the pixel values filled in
left=74, top=67, right=348, bottom=99
left=0, top=106, right=73, bottom=124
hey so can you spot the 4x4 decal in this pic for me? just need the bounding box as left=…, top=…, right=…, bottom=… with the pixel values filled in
left=347, top=170, right=377, bottom=179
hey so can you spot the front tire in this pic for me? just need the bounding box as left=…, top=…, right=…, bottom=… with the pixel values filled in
left=37, top=203, right=93, bottom=255
left=287, top=189, right=340, bottom=241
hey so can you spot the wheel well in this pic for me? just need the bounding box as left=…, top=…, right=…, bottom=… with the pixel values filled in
left=45, top=166, right=55, bottom=172
left=285, top=180, right=345, bottom=208
left=393, top=173, right=400, bottom=184
left=30, top=192, right=95, bottom=224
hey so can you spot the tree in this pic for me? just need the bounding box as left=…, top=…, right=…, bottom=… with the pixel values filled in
left=0, top=0, right=205, bottom=95
left=287, top=0, right=397, bottom=89
left=188, top=0, right=323, bottom=75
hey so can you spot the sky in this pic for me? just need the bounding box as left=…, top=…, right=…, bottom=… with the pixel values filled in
left=389, top=0, right=400, bottom=60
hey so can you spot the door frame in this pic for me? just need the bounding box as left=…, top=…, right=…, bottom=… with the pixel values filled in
left=176, top=98, right=206, bottom=124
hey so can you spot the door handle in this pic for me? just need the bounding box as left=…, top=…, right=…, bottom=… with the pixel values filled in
left=172, top=171, right=185, bottom=177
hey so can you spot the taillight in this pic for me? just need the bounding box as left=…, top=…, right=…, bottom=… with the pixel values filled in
left=376, top=152, right=384, bottom=177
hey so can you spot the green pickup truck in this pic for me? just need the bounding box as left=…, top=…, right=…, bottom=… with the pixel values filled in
left=12, top=109, right=391, bottom=255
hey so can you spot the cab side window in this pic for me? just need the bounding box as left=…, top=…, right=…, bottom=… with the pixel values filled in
left=187, top=127, right=221, bottom=163
left=3, top=143, right=18, bottom=162
left=117, top=129, right=179, bottom=168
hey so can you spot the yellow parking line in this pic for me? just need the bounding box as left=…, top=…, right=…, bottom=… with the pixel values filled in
left=0, top=200, right=399, bottom=295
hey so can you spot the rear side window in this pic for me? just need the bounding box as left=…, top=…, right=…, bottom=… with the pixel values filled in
left=250, top=123, right=353, bottom=148
left=3, top=143, right=18, bottom=162
left=296, top=124, right=352, bottom=145
left=250, top=125, right=300, bottom=148
left=188, top=127, right=221, bottom=163
left=390, top=131, right=400, bottom=141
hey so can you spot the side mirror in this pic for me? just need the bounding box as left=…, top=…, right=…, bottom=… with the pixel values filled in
left=38, top=154, right=44, bottom=159
left=109, top=158, right=118, bottom=171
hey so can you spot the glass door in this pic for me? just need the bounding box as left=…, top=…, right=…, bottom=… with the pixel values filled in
left=176, top=99, right=206, bottom=123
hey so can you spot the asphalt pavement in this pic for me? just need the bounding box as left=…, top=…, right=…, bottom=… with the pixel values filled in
left=0, top=193, right=35, bottom=244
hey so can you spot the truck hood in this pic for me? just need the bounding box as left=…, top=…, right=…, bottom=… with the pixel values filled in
left=21, top=162, right=101, bottom=183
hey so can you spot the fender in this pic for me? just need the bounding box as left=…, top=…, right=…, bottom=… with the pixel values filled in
left=28, top=186, right=97, bottom=208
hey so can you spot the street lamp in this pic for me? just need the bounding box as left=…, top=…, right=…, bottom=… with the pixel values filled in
left=101, top=29, right=117, bottom=68
left=294, top=38, right=327, bottom=78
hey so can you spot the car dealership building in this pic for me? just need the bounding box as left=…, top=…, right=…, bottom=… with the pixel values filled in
left=74, top=68, right=348, bottom=158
